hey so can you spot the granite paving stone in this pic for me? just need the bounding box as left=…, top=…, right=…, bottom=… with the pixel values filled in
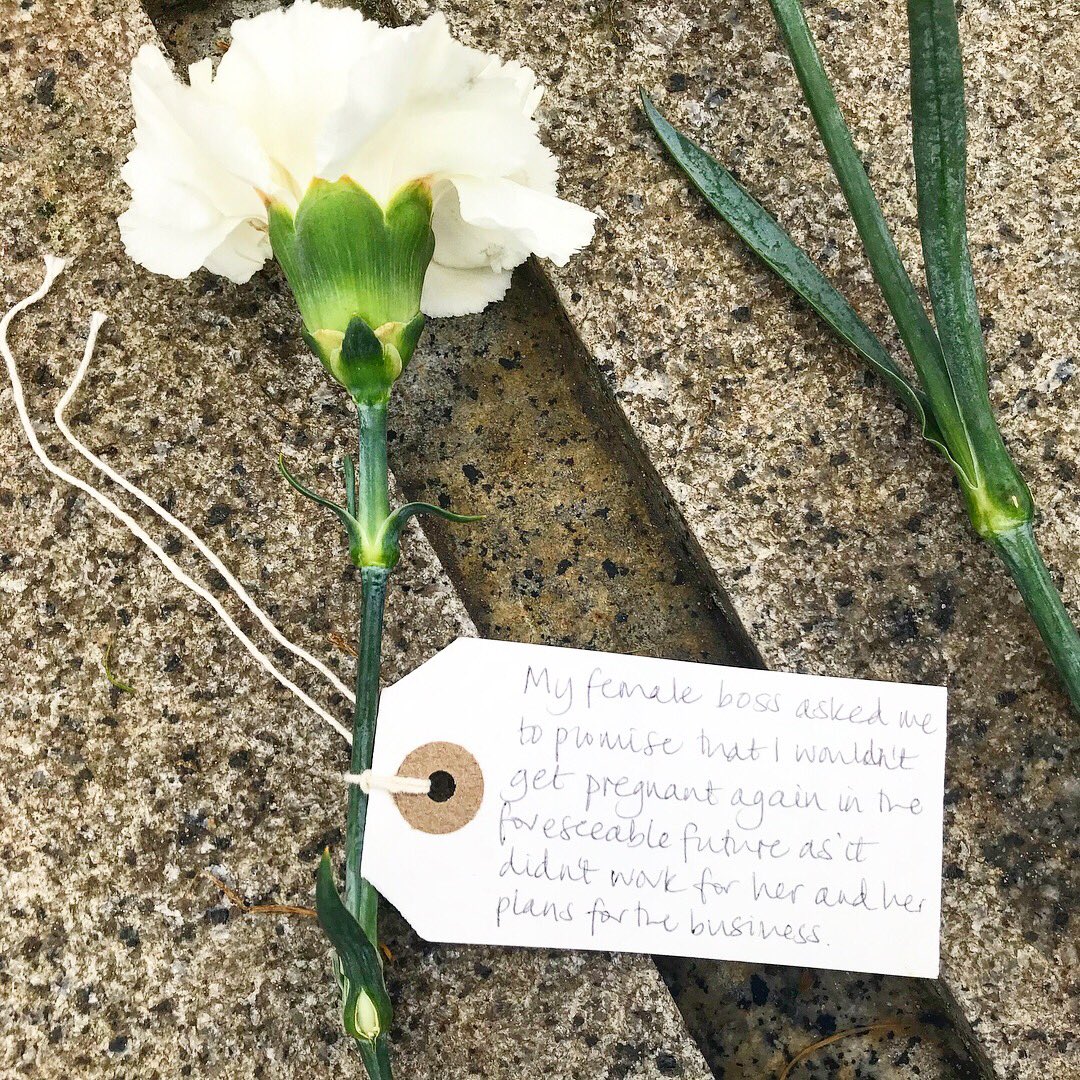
left=148, top=5, right=997, bottom=1076
left=0, top=1, right=713, bottom=1076
left=387, top=1, right=1079, bottom=1075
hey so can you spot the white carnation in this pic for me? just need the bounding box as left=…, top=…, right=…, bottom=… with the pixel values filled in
left=118, top=2, right=594, bottom=317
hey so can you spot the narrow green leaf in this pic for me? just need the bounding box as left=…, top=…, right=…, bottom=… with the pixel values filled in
left=315, top=851, right=393, bottom=1041
left=375, top=500, right=483, bottom=566
left=278, top=455, right=365, bottom=561
left=278, top=455, right=349, bottom=518
left=358, top=1037, right=395, bottom=1080
left=765, top=0, right=978, bottom=484
left=368, top=501, right=482, bottom=570
left=907, top=0, right=1033, bottom=532
left=642, top=91, right=947, bottom=452
left=388, top=502, right=485, bottom=529
left=908, top=0, right=984, bottom=378
left=343, top=454, right=358, bottom=519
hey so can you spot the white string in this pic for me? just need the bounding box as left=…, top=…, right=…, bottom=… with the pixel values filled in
left=344, top=769, right=431, bottom=795
left=53, top=308, right=355, bottom=705
left=1, top=255, right=351, bottom=744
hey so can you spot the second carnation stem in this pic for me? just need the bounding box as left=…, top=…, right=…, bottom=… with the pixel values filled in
left=989, top=522, right=1080, bottom=711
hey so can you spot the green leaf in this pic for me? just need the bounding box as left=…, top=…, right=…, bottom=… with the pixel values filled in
left=763, top=0, right=979, bottom=484
left=378, top=501, right=484, bottom=557
left=357, top=1037, right=395, bottom=1080
left=343, top=454, right=358, bottom=519
left=907, top=0, right=1032, bottom=534
left=641, top=91, right=947, bottom=453
left=278, top=455, right=365, bottom=563
left=315, top=851, right=393, bottom=1043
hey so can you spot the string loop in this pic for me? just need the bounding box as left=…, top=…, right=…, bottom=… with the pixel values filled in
left=0, top=256, right=352, bottom=742
left=345, top=770, right=431, bottom=795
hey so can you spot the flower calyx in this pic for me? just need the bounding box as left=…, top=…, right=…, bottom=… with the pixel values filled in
left=268, top=176, right=435, bottom=405
left=303, top=314, right=426, bottom=408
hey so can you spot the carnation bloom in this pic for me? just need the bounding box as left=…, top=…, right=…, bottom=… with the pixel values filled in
left=119, top=2, right=595, bottom=399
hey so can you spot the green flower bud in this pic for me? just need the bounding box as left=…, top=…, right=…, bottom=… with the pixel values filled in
left=267, top=177, right=434, bottom=404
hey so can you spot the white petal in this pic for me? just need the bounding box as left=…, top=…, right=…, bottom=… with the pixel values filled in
left=451, top=176, right=596, bottom=266
left=421, top=262, right=512, bottom=318
left=478, top=57, right=545, bottom=118
left=430, top=181, right=528, bottom=272
left=318, top=14, right=484, bottom=184
left=129, top=45, right=270, bottom=198
left=345, top=82, right=547, bottom=206
left=212, top=0, right=381, bottom=198
left=120, top=44, right=271, bottom=281
left=119, top=3, right=596, bottom=305
left=203, top=221, right=272, bottom=283
left=118, top=205, right=233, bottom=280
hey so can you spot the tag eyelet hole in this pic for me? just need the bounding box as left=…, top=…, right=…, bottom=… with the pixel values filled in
left=427, top=770, right=456, bottom=803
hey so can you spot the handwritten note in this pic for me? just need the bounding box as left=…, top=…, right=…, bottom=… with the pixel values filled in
left=363, top=639, right=947, bottom=977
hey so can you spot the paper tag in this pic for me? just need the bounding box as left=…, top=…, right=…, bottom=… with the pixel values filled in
left=363, top=639, right=946, bottom=978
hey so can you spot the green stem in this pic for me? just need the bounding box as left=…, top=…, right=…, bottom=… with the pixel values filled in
left=989, top=523, right=1080, bottom=712
left=345, top=564, right=390, bottom=938
left=906, top=0, right=1033, bottom=538
left=359, top=1037, right=394, bottom=1080
left=343, top=400, right=396, bottom=1080
left=766, top=0, right=978, bottom=485
left=356, top=401, right=391, bottom=564
left=346, top=381, right=396, bottom=941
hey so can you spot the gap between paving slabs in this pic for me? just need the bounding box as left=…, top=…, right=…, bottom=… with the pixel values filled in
left=391, top=263, right=991, bottom=1080
left=147, top=1, right=998, bottom=1077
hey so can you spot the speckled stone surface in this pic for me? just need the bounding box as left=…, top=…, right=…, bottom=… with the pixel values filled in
left=661, top=958, right=983, bottom=1079
left=147, top=5, right=990, bottom=1076
left=386, top=1, right=1079, bottom=1076
left=149, top=6, right=1016, bottom=1077
left=0, top=2, right=713, bottom=1076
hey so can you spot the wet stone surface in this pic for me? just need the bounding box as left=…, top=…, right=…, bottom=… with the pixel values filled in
left=0, top=2, right=712, bottom=1077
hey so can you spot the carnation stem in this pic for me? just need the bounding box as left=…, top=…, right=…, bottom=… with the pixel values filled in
left=314, top=398, right=476, bottom=1076
left=989, top=522, right=1080, bottom=711
left=345, top=400, right=395, bottom=1080
left=355, top=402, right=392, bottom=564
left=358, top=1037, right=394, bottom=1080
left=346, top=563, right=390, bottom=938
left=345, top=401, right=394, bottom=940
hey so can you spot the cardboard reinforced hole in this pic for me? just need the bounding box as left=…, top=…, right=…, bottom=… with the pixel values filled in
left=393, top=741, right=483, bottom=834
left=427, top=770, right=456, bottom=803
